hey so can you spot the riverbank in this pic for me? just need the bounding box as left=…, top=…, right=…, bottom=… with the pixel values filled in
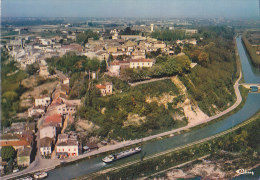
left=84, top=109, right=260, bottom=180
left=242, top=32, right=260, bottom=67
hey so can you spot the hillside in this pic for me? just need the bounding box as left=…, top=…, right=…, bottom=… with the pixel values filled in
left=45, top=26, right=238, bottom=141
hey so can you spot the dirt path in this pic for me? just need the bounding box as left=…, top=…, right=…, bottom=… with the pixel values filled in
left=129, top=77, right=172, bottom=87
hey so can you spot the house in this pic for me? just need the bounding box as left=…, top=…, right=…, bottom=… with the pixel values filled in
left=108, top=60, right=130, bottom=76
left=62, top=78, right=70, bottom=85
left=40, top=137, right=53, bottom=156
left=129, top=59, right=154, bottom=68
left=120, top=35, right=144, bottom=41
left=24, top=122, right=36, bottom=133
left=43, top=114, right=63, bottom=128
left=28, top=106, right=46, bottom=117
left=39, top=65, right=49, bottom=77
left=61, top=44, right=83, bottom=53
left=96, top=82, right=113, bottom=96
left=10, top=122, right=25, bottom=135
left=84, top=142, right=99, bottom=151
left=185, top=29, right=198, bottom=35
left=187, top=39, right=197, bottom=45
left=132, top=50, right=146, bottom=59
left=56, top=138, right=78, bottom=158
left=57, top=134, right=69, bottom=143
left=57, top=103, right=77, bottom=116
left=107, top=47, right=117, bottom=53
left=108, top=61, right=120, bottom=76
left=17, top=147, right=31, bottom=167
left=35, top=96, right=51, bottom=107
left=0, top=140, right=30, bottom=150
left=40, top=126, right=56, bottom=139
left=154, top=42, right=166, bottom=49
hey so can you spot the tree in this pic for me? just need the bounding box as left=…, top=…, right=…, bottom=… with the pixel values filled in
left=48, top=66, right=56, bottom=75
left=0, top=146, right=16, bottom=161
left=26, top=63, right=39, bottom=75
left=100, top=60, right=107, bottom=73
left=198, top=52, right=209, bottom=66
left=174, top=46, right=181, bottom=55
left=120, top=27, right=139, bottom=35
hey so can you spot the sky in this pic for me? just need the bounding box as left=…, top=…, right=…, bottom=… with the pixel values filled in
left=2, top=0, right=259, bottom=18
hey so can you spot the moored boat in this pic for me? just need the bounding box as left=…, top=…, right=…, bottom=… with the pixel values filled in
left=102, top=147, right=141, bottom=163
left=33, top=172, right=48, bottom=179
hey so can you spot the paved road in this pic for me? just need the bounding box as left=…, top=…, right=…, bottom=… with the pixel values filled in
left=3, top=70, right=242, bottom=180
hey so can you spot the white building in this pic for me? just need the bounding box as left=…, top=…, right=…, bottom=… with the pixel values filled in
left=40, top=137, right=53, bottom=156
left=28, top=106, right=45, bottom=117
left=56, top=103, right=77, bottom=116
left=151, top=24, right=154, bottom=32
left=96, top=82, right=113, bottom=96
left=40, top=126, right=56, bottom=139
left=129, top=59, right=154, bottom=68
left=56, top=138, right=78, bottom=157
left=108, top=62, right=120, bottom=76
left=35, top=96, right=51, bottom=107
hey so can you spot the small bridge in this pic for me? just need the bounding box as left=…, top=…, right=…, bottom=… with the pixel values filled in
left=240, top=83, right=260, bottom=91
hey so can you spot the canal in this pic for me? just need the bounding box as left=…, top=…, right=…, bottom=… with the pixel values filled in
left=46, top=36, right=260, bottom=179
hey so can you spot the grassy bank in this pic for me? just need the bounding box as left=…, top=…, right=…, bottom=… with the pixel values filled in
left=83, top=110, right=260, bottom=179
left=242, top=33, right=260, bottom=67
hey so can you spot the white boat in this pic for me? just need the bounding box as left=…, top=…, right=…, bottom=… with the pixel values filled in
left=17, top=176, right=32, bottom=180
left=102, top=147, right=142, bottom=163
left=33, top=172, right=48, bottom=179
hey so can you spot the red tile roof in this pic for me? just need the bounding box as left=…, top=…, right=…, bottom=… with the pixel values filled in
left=130, top=59, right=153, bottom=62
left=0, top=140, right=30, bottom=147
left=110, top=62, right=120, bottom=66
left=44, top=114, right=62, bottom=125
left=96, top=84, right=106, bottom=89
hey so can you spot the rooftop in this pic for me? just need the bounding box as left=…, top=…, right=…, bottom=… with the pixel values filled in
left=40, top=137, right=53, bottom=147
left=96, top=84, right=106, bottom=89
left=0, top=140, right=30, bottom=147
left=130, top=58, right=154, bottom=63
left=17, top=147, right=31, bottom=157
left=44, top=114, right=62, bottom=125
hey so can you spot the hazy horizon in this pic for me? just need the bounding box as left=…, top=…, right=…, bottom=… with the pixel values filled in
left=2, top=0, right=259, bottom=19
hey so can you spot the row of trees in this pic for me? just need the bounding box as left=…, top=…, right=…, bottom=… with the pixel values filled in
left=151, top=30, right=188, bottom=41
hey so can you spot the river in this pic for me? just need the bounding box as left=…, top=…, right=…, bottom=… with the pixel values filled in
left=45, top=36, right=260, bottom=179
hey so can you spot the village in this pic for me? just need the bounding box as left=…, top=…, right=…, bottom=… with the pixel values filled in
left=0, top=22, right=200, bottom=176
